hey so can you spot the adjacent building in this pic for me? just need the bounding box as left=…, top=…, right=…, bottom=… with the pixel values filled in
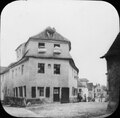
left=87, top=83, right=94, bottom=101
left=0, top=66, right=7, bottom=101
left=0, top=27, right=79, bottom=103
left=77, top=78, right=89, bottom=101
left=101, top=32, right=120, bottom=112
left=94, top=84, right=107, bottom=102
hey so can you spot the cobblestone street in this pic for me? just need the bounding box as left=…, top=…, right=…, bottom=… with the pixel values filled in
left=3, top=102, right=111, bottom=118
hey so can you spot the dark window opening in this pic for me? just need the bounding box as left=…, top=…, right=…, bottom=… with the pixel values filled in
left=13, top=88, right=15, bottom=97
left=38, top=43, right=45, bottom=48
left=38, top=87, right=44, bottom=96
left=46, top=87, right=50, bottom=97
left=19, top=87, right=23, bottom=97
left=38, top=63, right=45, bottom=73
left=16, top=87, right=18, bottom=97
left=24, top=86, right=26, bottom=97
left=21, top=65, right=24, bottom=75
left=54, top=64, right=60, bottom=74
left=54, top=44, right=60, bottom=47
left=31, top=87, right=36, bottom=98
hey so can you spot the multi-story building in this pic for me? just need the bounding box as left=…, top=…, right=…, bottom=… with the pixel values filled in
left=0, top=27, right=79, bottom=103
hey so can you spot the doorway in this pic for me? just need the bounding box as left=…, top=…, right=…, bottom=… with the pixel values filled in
left=61, top=87, right=69, bottom=103
left=53, top=87, right=60, bottom=102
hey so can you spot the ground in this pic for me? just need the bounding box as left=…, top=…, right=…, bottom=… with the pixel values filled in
left=3, top=102, right=111, bottom=118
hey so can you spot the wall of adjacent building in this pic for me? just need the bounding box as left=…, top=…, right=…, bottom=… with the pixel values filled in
left=68, top=65, right=78, bottom=102
left=106, top=57, right=120, bottom=112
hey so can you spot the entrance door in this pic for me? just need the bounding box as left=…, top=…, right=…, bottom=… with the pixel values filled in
left=53, top=87, right=60, bottom=102
left=61, top=87, right=69, bottom=103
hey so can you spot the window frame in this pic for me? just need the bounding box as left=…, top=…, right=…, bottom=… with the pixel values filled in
left=54, top=64, right=60, bottom=74
left=38, top=87, right=44, bottom=97
left=46, top=87, right=50, bottom=98
left=21, top=65, right=24, bottom=75
left=31, top=87, right=36, bottom=98
left=54, top=44, right=60, bottom=47
left=38, top=63, right=45, bottom=73
left=38, top=43, right=45, bottom=48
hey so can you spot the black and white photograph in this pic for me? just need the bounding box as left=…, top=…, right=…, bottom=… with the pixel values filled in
left=0, top=0, right=119, bottom=117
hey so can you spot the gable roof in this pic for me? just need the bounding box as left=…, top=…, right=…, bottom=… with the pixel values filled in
left=26, top=27, right=71, bottom=50
left=101, top=32, right=120, bottom=58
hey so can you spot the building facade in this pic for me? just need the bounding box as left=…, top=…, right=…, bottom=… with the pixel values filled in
left=94, top=84, right=107, bottom=102
left=77, top=78, right=89, bottom=101
left=87, top=83, right=94, bottom=101
left=101, top=32, right=120, bottom=112
left=0, top=27, right=79, bottom=103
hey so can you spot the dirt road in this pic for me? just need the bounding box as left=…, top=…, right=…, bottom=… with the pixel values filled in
left=3, top=102, right=110, bottom=117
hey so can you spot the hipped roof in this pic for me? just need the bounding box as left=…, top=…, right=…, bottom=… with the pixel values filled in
left=101, top=32, right=120, bottom=58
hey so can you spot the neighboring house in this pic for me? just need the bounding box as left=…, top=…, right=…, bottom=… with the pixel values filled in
left=87, top=83, right=94, bottom=101
left=0, top=66, right=7, bottom=101
left=0, top=27, right=79, bottom=103
left=101, top=32, right=120, bottom=112
left=77, top=78, right=89, bottom=101
left=94, top=84, right=107, bottom=102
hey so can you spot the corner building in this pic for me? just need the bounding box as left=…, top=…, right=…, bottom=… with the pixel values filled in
left=0, top=27, right=79, bottom=103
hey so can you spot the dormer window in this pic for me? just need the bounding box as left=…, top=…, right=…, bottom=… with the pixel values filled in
left=53, top=44, right=61, bottom=54
left=54, top=44, right=60, bottom=47
left=38, top=43, right=45, bottom=48
left=38, top=43, right=46, bottom=53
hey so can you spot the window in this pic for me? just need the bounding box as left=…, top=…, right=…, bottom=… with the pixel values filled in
left=54, top=64, right=60, bottom=74
left=31, top=87, right=36, bottom=98
left=38, top=63, right=45, bottom=73
left=38, top=87, right=44, bottom=96
left=24, top=86, right=26, bottom=97
left=72, top=87, right=75, bottom=96
left=12, top=70, right=14, bottom=78
left=72, top=87, right=77, bottom=96
left=21, top=65, right=24, bottom=74
left=46, top=87, right=50, bottom=97
left=16, top=69, right=17, bottom=76
left=16, top=87, right=18, bottom=97
left=38, top=43, right=45, bottom=48
left=19, top=87, right=23, bottom=97
left=13, top=88, right=15, bottom=97
left=19, top=67, right=20, bottom=73
left=54, top=44, right=60, bottom=47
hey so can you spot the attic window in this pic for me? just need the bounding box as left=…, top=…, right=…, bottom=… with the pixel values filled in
left=54, top=44, right=60, bottom=47
left=38, top=43, right=45, bottom=48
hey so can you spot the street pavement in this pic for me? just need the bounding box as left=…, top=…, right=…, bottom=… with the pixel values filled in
left=3, top=102, right=111, bottom=117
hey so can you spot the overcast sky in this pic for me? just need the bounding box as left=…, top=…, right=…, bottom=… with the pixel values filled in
left=1, top=0, right=119, bottom=85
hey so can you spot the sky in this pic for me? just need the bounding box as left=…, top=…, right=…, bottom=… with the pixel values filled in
left=0, top=0, right=119, bottom=86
